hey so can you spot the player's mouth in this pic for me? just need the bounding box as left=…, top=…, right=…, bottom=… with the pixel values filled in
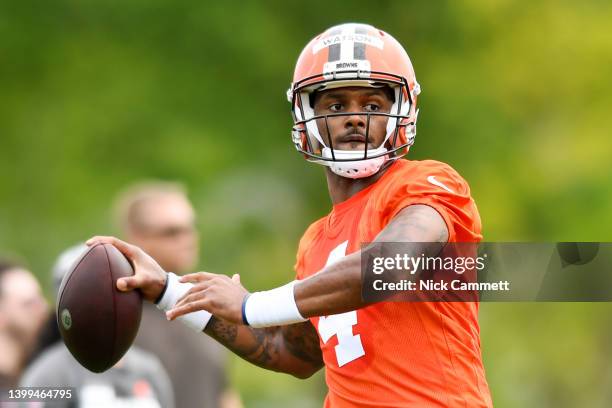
left=335, top=133, right=375, bottom=150
left=341, top=133, right=367, bottom=143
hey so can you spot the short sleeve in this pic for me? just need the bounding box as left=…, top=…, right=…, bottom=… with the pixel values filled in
left=375, top=160, right=482, bottom=242
left=294, top=218, right=326, bottom=280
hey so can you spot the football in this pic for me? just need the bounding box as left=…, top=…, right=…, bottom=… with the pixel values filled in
left=56, top=243, right=142, bottom=373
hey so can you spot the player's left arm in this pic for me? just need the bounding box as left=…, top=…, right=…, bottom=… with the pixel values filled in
left=168, top=204, right=447, bottom=323
left=294, top=204, right=447, bottom=317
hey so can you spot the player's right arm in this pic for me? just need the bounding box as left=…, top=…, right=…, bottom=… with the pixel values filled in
left=85, top=236, right=323, bottom=379
left=204, top=317, right=323, bottom=379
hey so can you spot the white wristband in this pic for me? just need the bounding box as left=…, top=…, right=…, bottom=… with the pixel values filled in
left=156, top=272, right=212, bottom=332
left=244, top=281, right=307, bottom=328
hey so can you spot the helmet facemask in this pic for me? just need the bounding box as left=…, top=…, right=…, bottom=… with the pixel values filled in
left=289, top=72, right=418, bottom=179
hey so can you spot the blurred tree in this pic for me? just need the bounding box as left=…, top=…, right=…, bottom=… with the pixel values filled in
left=1, top=1, right=611, bottom=406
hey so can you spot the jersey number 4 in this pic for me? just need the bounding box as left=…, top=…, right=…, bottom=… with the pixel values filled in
left=317, top=241, right=365, bottom=367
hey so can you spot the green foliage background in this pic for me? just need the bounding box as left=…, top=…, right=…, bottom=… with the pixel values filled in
left=1, top=1, right=611, bottom=406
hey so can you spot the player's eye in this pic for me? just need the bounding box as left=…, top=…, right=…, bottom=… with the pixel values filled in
left=365, top=103, right=380, bottom=112
left=328, top=103, right=343, bottom=112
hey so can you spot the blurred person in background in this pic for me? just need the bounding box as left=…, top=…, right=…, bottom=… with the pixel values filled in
left=0, top=260, right=48, bottom=391
left=114, top=181, right=241, bottom=408
left=20, top=244, right=175, bottom=408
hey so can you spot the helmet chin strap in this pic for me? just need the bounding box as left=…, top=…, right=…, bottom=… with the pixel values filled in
left=321, top=147, right=388, bottom=179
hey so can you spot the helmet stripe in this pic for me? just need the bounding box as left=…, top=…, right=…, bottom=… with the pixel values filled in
left=339, top=24, right=355, bottom=62
left=327, top=27, right=342, bottom=62
left=353, top=25, right=368, bottom=60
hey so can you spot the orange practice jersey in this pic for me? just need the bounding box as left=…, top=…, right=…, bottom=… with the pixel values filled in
left=295, top=159, right=492, bottom=408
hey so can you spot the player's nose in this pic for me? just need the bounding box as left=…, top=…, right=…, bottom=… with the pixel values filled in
left=343, top=112, right=366, bottom=129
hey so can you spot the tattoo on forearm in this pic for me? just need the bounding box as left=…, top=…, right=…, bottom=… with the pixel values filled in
left=205, top=316, right=274, bottom=366
left=251, top=327, right=281, bottom=366
left=282, top=322, right=323, bottom=365
left=204, top=316, right=322, bottom=373
left=204, top=315, right=237, bottom=343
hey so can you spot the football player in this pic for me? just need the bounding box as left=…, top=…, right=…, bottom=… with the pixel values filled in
left=89, top=23, right=492, bottom=407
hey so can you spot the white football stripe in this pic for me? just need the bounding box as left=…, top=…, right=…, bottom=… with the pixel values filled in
left=340, top=24, right=356, bottom=61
